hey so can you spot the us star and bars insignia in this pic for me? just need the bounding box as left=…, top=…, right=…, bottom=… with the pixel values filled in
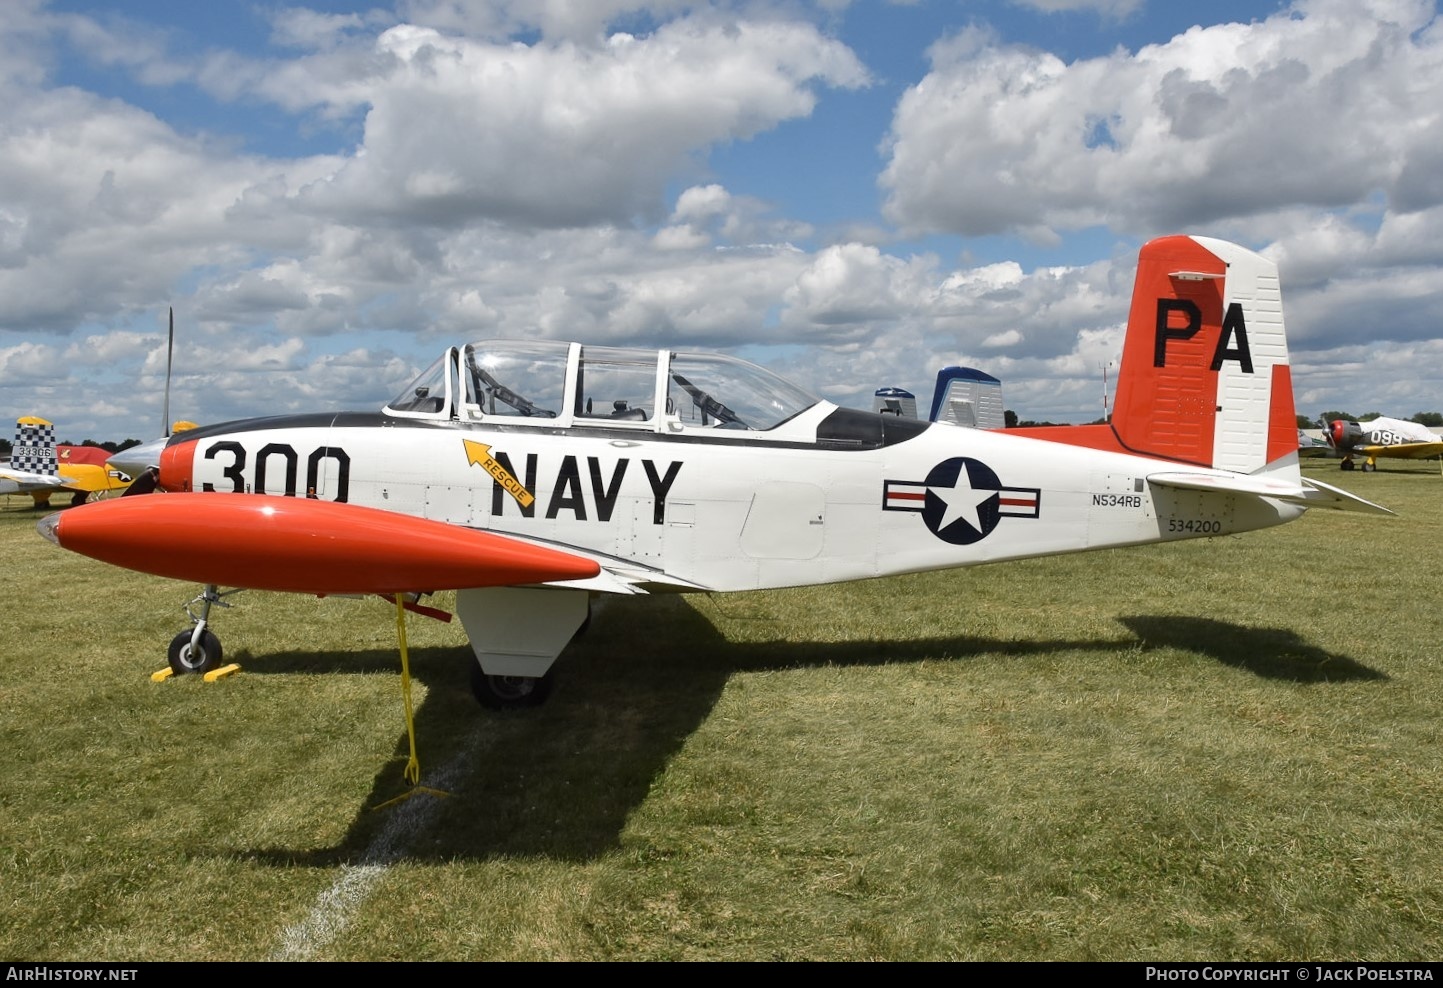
left=883, top=456, right=1040, bottom=545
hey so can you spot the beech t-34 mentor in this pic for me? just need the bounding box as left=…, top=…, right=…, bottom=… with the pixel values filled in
left=41, top=235, right=1391, bottom=708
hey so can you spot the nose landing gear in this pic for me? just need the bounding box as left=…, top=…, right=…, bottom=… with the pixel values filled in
left=166, top=585, right=243, bottom=676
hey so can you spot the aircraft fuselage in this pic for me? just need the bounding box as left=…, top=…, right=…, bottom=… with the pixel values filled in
left=152, top=406, right=1299, bottom=596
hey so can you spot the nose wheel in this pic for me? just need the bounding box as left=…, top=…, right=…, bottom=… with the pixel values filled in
left=168, top=628, right=223, bottom=675
left=167, top=585, right=242, bottom=675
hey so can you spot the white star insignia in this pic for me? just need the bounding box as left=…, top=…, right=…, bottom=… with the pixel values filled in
left=931, top=475, right=996, bottom=534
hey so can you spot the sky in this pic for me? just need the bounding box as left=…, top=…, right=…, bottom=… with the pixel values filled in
left=2, top=0, right=1442, bottom=443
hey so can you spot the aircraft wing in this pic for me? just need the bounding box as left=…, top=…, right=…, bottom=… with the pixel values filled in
left=1146, top=471, right=1395, bottom=515
left=1357, top=441, right=1443, bottom=461
left=541, top=564, right=705, bottom=595
left=520, top=540, right=709, bottom=595
left=40, top=491, right=714, bottom=598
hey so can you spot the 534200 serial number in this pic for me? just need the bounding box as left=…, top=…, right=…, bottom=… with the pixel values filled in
left=1166, top=518, right=1221, bottom=534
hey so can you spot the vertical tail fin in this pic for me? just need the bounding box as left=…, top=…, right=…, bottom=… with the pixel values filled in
left=1110, top=235, right=1299, bottom=478
left=929, top=367, right=1005, bottom=428
left=12, top=416, right=61, bottom=478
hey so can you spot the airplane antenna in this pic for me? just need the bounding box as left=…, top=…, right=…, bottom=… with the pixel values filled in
left=163, top=307, right=174, bottom=437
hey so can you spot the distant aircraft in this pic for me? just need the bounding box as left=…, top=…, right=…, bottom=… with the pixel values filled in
left=1324, top=415, right=1443, bottom=471
left=1297, top=429, right=1334, bottom=458
left=44, top=444, right=133, bottom=506
left=872, top=387, right=919, bottom=418
left=41, top=236, right=1390, bottom=710
left=931, top=367, right=1005, bottom=429
left=0, top=417, right=132, bottom=506
left=873, top=367, right=1005, bottom=428
left=0, top=417, right=72, bottom=497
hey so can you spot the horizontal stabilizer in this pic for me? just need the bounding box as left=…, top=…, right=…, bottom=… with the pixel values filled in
left=1293, top=477, right=1396, bottom=515
left=1146, top=471, right=1394, bottom=515
left=0, top=468, right=70, bottom=488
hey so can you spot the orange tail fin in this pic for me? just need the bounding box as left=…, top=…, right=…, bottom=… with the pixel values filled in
left=1110, top=235, right=1299, bottom=477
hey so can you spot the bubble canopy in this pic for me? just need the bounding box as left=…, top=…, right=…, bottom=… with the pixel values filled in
left=386, top=340, right=823, bottom=434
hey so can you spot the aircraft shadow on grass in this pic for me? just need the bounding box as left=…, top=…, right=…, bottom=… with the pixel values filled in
left=1119, top=615, right=1384, bottom=684
left=235, top=597, right=1383, bottom=867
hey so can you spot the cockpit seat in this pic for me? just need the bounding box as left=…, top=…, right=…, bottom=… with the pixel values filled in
left=608, top=400, right=647, bottom=420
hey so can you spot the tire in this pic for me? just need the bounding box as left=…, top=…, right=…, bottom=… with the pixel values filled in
left=168, top=629, right=223, bottom=675
left=470, top=662, right=553, bottom=710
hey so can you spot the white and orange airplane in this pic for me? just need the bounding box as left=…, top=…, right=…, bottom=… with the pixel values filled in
left=40, top=236, right=1390, bottom=707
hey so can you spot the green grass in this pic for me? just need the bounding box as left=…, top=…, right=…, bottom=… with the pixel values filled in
left=2, top=458, right=1441, bottom=960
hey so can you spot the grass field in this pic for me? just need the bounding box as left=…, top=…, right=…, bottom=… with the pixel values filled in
left=2, top=458, right=1441, bottom=961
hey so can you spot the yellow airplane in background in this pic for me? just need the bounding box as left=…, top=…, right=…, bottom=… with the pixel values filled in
left=1, top=416, right=136, bottom=507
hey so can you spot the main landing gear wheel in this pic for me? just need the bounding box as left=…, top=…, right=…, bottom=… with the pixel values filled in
left=168, top=629, right=223, bottom=676
left=470, top=662, right=553, bottom=710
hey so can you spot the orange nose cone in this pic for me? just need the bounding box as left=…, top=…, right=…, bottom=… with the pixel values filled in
left=43, top=493, right=600, bottom=593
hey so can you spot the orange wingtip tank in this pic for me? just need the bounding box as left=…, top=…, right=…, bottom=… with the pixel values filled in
left=37, top=493, right=601, bottom=594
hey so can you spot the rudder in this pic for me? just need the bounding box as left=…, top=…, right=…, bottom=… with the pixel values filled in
left=12, top=416, right=61, bottom=478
